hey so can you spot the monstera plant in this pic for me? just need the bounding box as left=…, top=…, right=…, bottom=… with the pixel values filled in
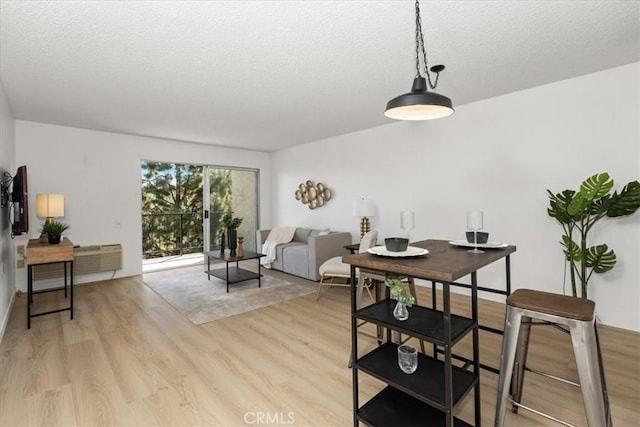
left=547, top=173, right=640, bottom=298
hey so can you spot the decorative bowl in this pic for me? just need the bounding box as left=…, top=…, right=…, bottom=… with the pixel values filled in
left=466, top=231, right=489, bottom=244
left=385, top=237, right=409, bottom=252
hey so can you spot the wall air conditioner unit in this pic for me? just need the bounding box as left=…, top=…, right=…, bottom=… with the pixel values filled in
left=32, top=244, right=122, bottom=280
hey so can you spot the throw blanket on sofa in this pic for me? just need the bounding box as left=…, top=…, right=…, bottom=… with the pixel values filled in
left=261, top=226, right=297, bottom=268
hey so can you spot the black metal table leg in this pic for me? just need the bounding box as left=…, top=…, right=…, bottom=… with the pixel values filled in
left=70, top=261, right=74, bottom=320
left=27, top=265, right=32, bottom=329
left=64, top=262, right=68, bottom=297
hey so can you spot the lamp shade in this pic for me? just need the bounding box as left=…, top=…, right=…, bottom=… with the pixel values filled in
left=36, top=194, right=64, bottom=218
left=385, top=76, right=454, bottom=120
left=352, top=198, right=375, bottom=217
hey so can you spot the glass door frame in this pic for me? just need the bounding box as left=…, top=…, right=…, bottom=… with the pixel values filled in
left=202, top=165, right=260, bottom=254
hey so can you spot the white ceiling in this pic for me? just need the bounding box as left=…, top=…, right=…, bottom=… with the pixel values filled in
left=1, top=1, right=638, bottom=152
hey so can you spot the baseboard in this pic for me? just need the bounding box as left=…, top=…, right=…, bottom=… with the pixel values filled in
left=0, top=291, right=16, bottom=344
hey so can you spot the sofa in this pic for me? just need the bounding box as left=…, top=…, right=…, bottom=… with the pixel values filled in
left=256, top=227, right=352, bottom=281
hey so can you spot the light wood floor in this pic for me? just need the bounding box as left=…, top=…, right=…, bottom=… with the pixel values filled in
left=1, top=268, right=638, bottom=426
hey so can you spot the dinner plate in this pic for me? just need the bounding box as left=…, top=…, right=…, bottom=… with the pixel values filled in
left=449, top=240, right=508, bottom=249
left=367, top=246, right=429, bottom=257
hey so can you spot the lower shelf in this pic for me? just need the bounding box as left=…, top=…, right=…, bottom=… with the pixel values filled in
left=205, top=266, right=261, bottom=284
left=357, top=386, right=473, bottom=427
left=355, top=342, right=477, bottom=411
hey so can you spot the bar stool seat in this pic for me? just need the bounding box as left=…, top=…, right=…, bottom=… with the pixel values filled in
left=494, top=289, right=611, bottom=427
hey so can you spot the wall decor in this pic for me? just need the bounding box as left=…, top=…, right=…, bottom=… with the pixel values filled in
left=295, top=180, right=331, bottom=210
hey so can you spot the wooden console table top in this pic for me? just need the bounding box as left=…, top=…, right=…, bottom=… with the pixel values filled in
left=27, top=237, right=74, bottom=265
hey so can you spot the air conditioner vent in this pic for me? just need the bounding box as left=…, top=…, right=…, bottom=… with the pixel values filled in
left=32, top=243, right=122, bottom=280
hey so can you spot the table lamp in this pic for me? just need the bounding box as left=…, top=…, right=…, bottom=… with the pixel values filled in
left=36, top=194, right=64, bottom=224
left=353, top=197, right=375, bottom=238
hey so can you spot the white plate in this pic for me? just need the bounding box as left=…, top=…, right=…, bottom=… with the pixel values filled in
left=449, top=240, right=508, bottom=249
left=367, top=246, right=429, bottom=257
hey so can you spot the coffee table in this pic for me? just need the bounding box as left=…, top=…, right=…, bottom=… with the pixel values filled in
left=204, top=250, right=265, bottom=293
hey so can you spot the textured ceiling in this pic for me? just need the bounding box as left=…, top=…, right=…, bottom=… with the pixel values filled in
left=1, top=1, right=638, bottom=152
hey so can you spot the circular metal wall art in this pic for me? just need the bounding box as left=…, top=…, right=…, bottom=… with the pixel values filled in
left=295, top=180, right=332, bottom=209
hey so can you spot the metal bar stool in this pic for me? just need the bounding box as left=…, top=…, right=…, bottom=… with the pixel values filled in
left=494, top=289, right=611, bottom=427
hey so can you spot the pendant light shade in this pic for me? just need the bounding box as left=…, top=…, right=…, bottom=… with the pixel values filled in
left=385, top=76, right=454, bottom=120
left=385, top=0, right=454, bottom=121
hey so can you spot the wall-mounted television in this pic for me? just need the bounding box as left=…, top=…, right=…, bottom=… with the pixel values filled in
left=11, top=165, right=29, bottom=236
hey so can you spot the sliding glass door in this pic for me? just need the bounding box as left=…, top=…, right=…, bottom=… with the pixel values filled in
left=141, top=161, right=259, bottom=262
left=204, top=167, right=259, bottom=254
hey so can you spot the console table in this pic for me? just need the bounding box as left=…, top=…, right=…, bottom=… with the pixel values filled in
left=204, top=250, right=265, bottom=293
left=26, top=237, right=74, bottom=329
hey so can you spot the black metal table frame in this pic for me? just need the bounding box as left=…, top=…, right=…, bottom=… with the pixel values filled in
left=27, top=260, right=74, bottom=329
left=205, top=252, right=265, bottom=293
left=429, top=255, right=512, bottom=374
left=358, top=255, right=512, bottom=374
left=349, top=252, right=513, bottom=427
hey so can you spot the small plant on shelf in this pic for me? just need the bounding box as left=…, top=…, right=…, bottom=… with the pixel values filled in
left=386, top=275, right=416, bottom=306
left=386, top=275, right=415, bottom=321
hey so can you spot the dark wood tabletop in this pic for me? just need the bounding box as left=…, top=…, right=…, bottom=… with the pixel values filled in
left=342, top=239, right=516, bottom=283
left=205, top=250, right=265, bottom=263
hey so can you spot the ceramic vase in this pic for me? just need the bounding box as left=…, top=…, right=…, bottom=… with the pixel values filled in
left=228, top=229, right=238, bottom=256
left=237, top=236, right=244, bottom=258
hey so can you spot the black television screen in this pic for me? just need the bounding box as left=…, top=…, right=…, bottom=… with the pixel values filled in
left=11, top=165, right=28, bottom=236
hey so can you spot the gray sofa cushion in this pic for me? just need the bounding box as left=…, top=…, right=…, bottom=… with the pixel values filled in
left=293, top=228, right=312, bottom=243
left=282, top=244, right=309, bottom=278
left=273, top=242, right=304, bottom=270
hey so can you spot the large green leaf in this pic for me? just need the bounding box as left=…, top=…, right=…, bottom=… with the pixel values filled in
left=547, top=189, right=576, bottom=224
left=590, top=195, right=611, bottom=216
left=607, top=181, right=640, bottom=217
left=561, top=235, right=581, bottom=262
left=585, top=244, right=616, bottom=273
left=567, top=192, right=590, bottom=216
left=580, top=173, right=614, bottom=200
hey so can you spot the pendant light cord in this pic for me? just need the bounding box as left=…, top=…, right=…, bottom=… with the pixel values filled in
left=414, top=0, right=440, bottom=90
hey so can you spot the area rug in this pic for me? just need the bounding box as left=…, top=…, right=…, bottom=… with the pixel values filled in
left=143, top=265, right=315, bottom=325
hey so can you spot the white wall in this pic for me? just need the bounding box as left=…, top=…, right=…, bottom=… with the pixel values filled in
left=271, top=63, right=640, bottom=332
left=0, top=79, right=16, bottom=338
left=14, top=122, right=271, bottom=290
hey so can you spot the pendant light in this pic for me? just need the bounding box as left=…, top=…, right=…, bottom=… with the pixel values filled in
left=385, top=0, right=454, bottom=121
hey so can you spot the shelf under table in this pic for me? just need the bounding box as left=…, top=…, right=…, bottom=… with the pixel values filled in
left=355, top=300, right=476, bottom=346
left=356, top=342, right=478, bottom=411
left=357, top=386, right=473, bottom=427
left=205, top=266, right=261, bottom=284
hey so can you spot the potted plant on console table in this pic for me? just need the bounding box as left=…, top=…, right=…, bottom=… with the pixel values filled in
left=222, top=213, right=243, bottom=256
left=42, top=221, right=70, bottom=245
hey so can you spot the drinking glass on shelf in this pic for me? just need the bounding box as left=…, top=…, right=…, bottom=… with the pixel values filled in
left=400, top=211, right=415, bottom=241
left=466, top=210, right=484, bottom=253
left=398, top=344, right=418, bottom=374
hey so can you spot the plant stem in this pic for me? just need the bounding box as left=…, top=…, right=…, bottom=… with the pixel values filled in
left=581, top=216, right=588, bottom=298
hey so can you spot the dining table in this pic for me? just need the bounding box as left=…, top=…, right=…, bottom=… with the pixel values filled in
left=343, top=238, right=517, bottom=427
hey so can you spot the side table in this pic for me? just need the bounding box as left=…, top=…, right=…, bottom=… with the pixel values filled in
left=26, top=237, right=74, bottom=329
left=204, top=250, right=265, bottom=293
